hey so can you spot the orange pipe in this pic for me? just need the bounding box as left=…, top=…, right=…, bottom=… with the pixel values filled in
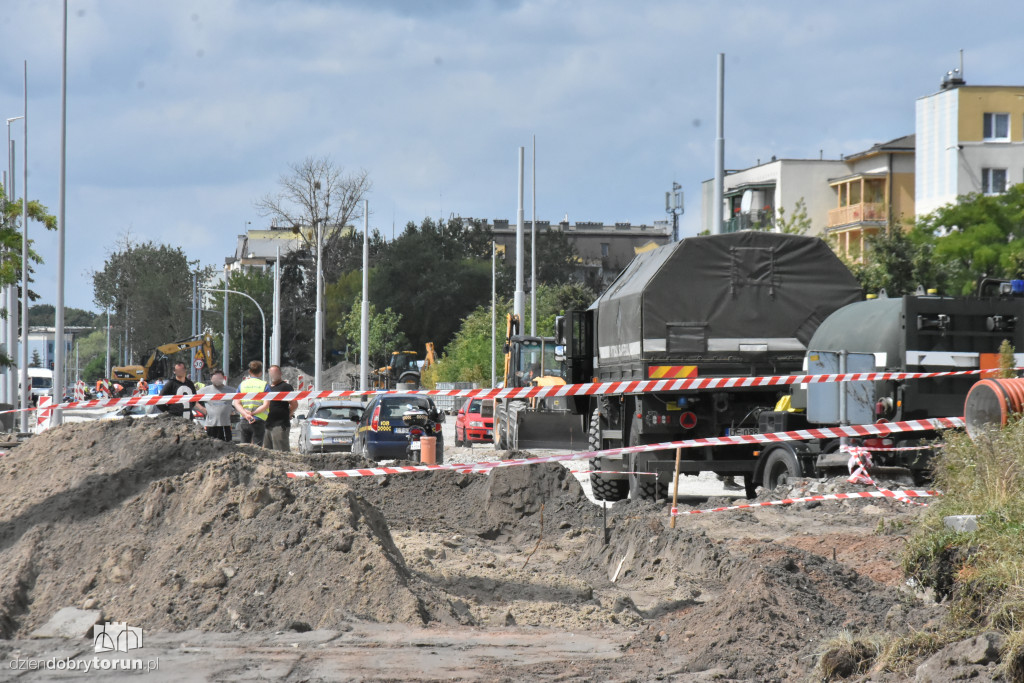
left=964, top=378, right=1024, bottom=439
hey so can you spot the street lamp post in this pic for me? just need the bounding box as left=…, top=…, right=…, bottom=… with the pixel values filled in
left=5, top=115, right=23, bottom=409
left=313, top=217, right=324, bottom=392
left=202, top=287, right=266, bottom=380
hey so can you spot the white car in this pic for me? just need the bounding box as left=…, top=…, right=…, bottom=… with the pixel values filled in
left=297, top=400, right=364, bottom=454
left=101, top=405, right=164, bottom=420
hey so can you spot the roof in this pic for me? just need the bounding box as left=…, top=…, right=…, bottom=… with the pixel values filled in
left=845, top=134, right=915, bottom=161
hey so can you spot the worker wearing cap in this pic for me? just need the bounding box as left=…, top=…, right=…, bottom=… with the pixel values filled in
left=233, top=360, right=269, bottom=445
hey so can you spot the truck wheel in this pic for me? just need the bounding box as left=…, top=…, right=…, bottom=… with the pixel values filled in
left=630, top=475, right=668, bottom=501
left=591, top=473, right=628, bottom=501
left=762, top=447, right=801, bottom=491
left=588, top=408, right=602, bottom=450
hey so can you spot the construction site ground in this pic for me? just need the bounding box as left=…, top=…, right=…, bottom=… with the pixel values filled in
left=0, top=412, right=951, bottom=681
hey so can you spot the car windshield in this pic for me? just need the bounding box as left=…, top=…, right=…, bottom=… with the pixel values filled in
left=469, top=399, right=482, bottom=413
left=31, top=377, right=53, bottom=389
left=379, top=398, right=432, bottom=420
left=312, top=406, right=362, bottom=421
left=517, top=340, right=561, bottom=380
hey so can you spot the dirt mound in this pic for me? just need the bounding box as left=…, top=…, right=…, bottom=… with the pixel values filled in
left=350, top=462, right=595, bottom=539
left=0, top=417, right=463, bottom=637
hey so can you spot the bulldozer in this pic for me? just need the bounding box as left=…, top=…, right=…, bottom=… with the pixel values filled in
left=492, top=314, right=587, bottom=451
left=111, top=333, right=217, bottom=388
left=370, top=343, right=437, bottom=390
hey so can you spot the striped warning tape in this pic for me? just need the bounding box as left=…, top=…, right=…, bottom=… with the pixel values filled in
left=286, top=416, right=964, bottom=479
left=14, top=367, right=1009, bottom=415
left=669, top=489, right=939, bottom=516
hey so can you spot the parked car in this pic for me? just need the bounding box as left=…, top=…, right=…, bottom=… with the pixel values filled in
left=454, top=398, right=493, bottom=447
left=296, top=400, right=364, bottom=454
left=352, top=394, right=445, bottom=463
left=101, top=404, right=163, bottom=420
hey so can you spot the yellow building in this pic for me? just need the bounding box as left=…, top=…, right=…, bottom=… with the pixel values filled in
left=916, top=77, right=1024, bottom=217
left=827, top=135, right=915, bottom=261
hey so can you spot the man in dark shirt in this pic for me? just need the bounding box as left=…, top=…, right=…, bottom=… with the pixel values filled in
left=159, top=361, right=198, bottom=419
left=263, top=364, right=297, bottom=451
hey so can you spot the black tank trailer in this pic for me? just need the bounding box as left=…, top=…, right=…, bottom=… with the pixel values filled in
left=556, top=231, right=863, bottom=501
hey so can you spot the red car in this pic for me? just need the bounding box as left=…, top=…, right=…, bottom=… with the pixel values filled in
left=454, top=398, right=493, bottom=446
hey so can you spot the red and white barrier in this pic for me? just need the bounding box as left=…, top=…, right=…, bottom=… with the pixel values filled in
left=12, top=367, right=1007, bottom=416
left=669, top=488, right=939, bottom=516
left=286, top=416, right=964, bottom=480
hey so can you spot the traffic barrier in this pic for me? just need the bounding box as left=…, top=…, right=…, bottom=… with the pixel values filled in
left=286, top=416, right=964, bottom=480
left=669, top=489, right=939, bottom=516
left=842, top=445, right=928, bottom=507
left=26, top=368, right=1008, bottom=415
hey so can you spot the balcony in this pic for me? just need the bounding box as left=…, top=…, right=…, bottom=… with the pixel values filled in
left=723, top=210, right=774, bottom=233
left=828, top=202, right=885, bottom=228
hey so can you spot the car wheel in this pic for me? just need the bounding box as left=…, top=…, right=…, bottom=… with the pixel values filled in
left=454, top=429, right=463, bottom=447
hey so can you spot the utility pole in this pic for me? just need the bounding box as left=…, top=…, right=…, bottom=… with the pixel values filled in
left=272, top=246, right=281, bottom=367
left=314, top=218, right=324, bottom=391
left=491, top=241, right=496, bottom=388
left=19, top=60, right=28, bottom=427
left=53, top=0, right=68, bottom=425
left=514, top=147, right=525, bottom=325
left=190, top=273, right=197, bottom=381
left=530, top=135, right=537, bottom=336
left=104, top=307, right=110, bottom=379
left=712, top=52, right=725, bottom=235
left=222, top=265, right=229, bottom=373
left=359, top=200, right=369, bottom=392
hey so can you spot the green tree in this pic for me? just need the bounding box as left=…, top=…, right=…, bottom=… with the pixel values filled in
left=338, top=299, right=409, bottom=368
left=92, top=237, right=212, bottom=368
left=774, top=198, right=812, bottom=235
left=842, top=225, right=950, bottom=296
left=29, top=349, right=41, bottom=368
left=204, top=268, right=273, bottom=376
left=915, top=184, right=1024, bottom=295
left=0, top=184, right=57, bottom=366
left=29, top=304, right=98, bottom=328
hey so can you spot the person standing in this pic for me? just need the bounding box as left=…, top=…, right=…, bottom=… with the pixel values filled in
left=196, top=369, right=235, bottom=442
left=233, top=360, right=269, bottom=445
left=158, top=361, right=197, bottom=419
left=263, top=364, right=297, bottom=452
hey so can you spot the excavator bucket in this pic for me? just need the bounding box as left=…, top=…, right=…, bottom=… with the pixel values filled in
left=507, top=401, right=588, bottom=452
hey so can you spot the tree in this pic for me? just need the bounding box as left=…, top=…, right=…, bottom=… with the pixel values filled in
left=915, top=185, right=1024, bottom=295
left=29, top=304, right=98, bottom=328
left=338, top=299, right=408, bottom=368
left=774, top=198, right=812, bottom=235
left=255, top=156, right=371, bottom=285
left=205, top=267, right=274, bottom=376
left=843, top=225, right=950, bottom=296
left=0, top=183, right=57, bottom=366
left=92, top=237, right=211, bottom=367
left=29, top=349, right=41, bottom=368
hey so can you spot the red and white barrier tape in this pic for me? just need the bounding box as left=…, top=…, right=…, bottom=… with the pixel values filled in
left=669, top=488, right=939, bottom=516
left=16, top=367, right=1006, bottom=416
left=286, top=416, right=964, bottom=480
left=842, top=445, right=929, bottom=507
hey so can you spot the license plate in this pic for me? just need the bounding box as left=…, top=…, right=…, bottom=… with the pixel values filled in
left=410, top=441, right=421, bottom=451
left=328, top=437, right=351, bottom=445
left=395, top=428, right=408, bottom=434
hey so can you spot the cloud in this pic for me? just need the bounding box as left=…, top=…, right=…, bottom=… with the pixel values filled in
left=2, top=0, right=1024, bottom=309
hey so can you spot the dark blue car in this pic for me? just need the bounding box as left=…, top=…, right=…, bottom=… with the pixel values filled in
left=352, top=394, right=445, bottom=463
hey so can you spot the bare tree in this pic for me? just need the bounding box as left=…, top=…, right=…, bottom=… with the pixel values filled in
left=255, top=156, right=371, bottom=281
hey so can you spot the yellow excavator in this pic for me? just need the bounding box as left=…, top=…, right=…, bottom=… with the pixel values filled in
left=111, top=333, right=217, bottom=387
left=492, top=314, right=587, bottom=451
left=370, top=343, right=437, bottom=390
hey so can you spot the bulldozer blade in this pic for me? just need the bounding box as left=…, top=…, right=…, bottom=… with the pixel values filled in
left=512, top=412, right=588, bottom=452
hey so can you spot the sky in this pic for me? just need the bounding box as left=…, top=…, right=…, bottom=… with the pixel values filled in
left=2, top=0, right=1024, bottom=312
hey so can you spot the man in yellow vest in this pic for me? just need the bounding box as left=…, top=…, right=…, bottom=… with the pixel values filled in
left=232, top=360, right=269, bottom=444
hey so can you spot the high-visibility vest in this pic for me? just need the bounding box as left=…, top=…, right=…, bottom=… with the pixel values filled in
left=239, top=376, right=268, bottom=420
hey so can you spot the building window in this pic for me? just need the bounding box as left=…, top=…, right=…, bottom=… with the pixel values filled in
left=600, top=243, right=609, bottom=258
left=983, top=113, right=1010, bottom=141
left=982, top=168, right=1007, bottom=194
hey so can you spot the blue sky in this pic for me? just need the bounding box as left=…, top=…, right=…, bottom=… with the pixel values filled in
left=2, top=0, right=1024, bottom=311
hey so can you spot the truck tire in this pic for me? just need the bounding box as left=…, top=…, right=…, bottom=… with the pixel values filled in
left=762, top=446, right=802, bottom=491
left=591, top=473, right=628, bottom=501
left=588, top=407, right=602, bottom=451
left=627, top=421, right=667, bottom=501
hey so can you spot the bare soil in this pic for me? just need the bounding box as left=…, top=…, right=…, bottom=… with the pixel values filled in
left=0, top=416, right=955, bottom=681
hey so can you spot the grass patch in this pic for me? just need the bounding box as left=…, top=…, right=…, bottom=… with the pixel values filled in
left=901, top=418, right=1024, bottom=675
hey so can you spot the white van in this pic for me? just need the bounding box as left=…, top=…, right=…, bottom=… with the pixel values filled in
left=22, top=368, right=54, bottom=405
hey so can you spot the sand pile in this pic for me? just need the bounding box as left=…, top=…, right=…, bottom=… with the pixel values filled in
left=0, top=417, right=463, bottom=637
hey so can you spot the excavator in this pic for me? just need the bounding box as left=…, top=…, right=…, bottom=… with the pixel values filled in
left=492, top=314, right=587, bottom=451
left=111, top=333, right=217, bottom=388
left=370, top=343, right=437, bottom=390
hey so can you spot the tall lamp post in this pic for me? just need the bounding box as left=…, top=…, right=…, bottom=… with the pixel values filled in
left=313, top=217, right=324, bottom=392
left=5, top=115, right=23, bottom=409
left=202, top=287, right=265, bottom=379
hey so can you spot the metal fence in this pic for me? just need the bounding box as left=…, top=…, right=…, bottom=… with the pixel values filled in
left=432, top=382, right=480, bottom=413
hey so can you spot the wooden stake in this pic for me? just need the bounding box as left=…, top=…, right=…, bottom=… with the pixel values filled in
left=670, top=446, right=682, bottom=529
